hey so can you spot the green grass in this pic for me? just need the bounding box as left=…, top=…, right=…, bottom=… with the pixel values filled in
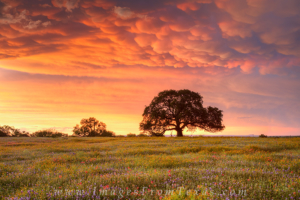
left=0, top=137, right=299, bottom=199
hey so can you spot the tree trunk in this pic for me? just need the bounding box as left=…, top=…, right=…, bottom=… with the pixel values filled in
left=176, top=128, right=183, bottom=137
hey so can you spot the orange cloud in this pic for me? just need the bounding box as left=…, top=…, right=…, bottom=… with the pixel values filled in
left=136, top=17, right=165, bottom=34
left=1, top=0, right=299, bottom=74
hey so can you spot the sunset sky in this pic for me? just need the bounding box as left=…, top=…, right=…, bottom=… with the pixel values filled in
left=1, top=0, right=300, bottom=136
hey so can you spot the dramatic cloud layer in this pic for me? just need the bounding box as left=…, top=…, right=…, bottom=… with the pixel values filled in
left=0, top=0, right=300, bottom=135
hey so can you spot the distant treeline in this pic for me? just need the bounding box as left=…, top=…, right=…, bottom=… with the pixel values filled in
left=0, top=125, right=67, bottom=137
left=0, top=117, right=117, bottom=137
left=0, top=125, right=118, bottom=138
left=0, top=124, right=148, bottom=138
left=0, top=125, right=150, bottom=138
left=269, top=136, right=300, bottom=138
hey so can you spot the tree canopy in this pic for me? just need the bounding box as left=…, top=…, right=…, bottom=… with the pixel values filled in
left=73, top=117, right=114, bottom=137
left=139, top=89, right=225, bottom=137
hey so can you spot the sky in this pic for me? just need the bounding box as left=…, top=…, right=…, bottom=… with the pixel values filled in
left=0, top=0, right=300, bottom=136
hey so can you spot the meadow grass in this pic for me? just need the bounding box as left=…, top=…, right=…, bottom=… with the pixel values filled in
left=0, top=137, right=299, bottom=199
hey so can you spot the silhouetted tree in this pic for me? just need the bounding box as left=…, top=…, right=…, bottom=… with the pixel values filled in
left=73, top=117, right=107, bottom=137
left=0, top=128, right=8, bottom=137
left=0, top=125, right=30, bottom=137
left=0, top=125, right=15, bottom=137
left=140, top=89, right=225, bottom=137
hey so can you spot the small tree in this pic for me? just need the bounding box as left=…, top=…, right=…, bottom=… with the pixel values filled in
left=140, top=89, right=225, bottom=137
left=73, top=117, right=107, bottom=137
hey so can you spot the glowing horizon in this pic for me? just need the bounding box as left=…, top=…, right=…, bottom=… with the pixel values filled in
left=0, top=0, right=300, bottom=136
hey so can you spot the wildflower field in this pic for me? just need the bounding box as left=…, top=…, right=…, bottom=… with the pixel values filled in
left=0, top=137, right=300, bottom=200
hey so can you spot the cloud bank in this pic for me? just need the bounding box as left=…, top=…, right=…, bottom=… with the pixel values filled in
left=0, top=0, right=299, bottom=73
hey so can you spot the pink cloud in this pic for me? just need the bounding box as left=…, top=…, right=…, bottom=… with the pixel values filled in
left=134, top=33, right=157, bottom=47
left=136, top=17, right=165, bottom=34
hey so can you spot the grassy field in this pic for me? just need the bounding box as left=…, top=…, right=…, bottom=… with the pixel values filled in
left=0, top=137, right=300, bottom=200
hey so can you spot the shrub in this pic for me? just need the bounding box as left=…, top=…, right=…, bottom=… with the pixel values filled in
left=12, top=130, right=30, bottom=137
left=127, top=133, right=136, bottom=137
left=31, top=129, right=67, bottom=137
left=259, top=134, right=268, bottom=138
left=100, top=130, right=115, bottom=137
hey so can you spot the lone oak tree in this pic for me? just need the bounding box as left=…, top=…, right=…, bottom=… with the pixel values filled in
left=140, top=89, right=225, bottom=137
